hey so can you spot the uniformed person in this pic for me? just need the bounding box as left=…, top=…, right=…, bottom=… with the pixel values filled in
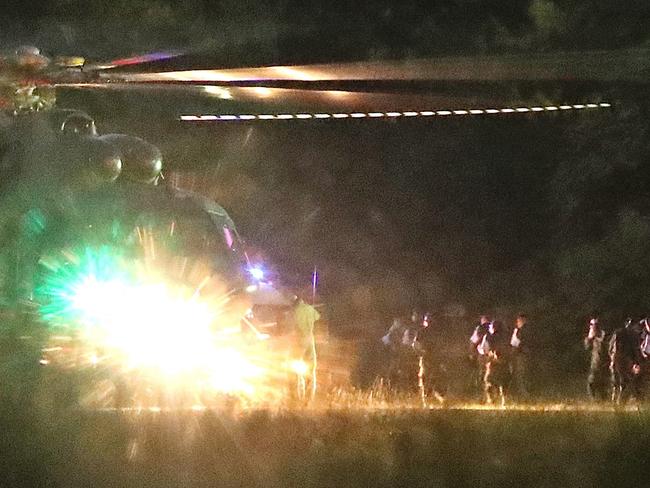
left=608, top=317, right=642, bottom=403
left=396, top=310, right=421, bottom=392
left=638, top=316, right=650, bottom=398
left=584, top=317, right=608, bottom=400
left=469, top=314, right=491, bottom=398
left=482, top=319, right=510, bottom=406
left=414, top=312, right=447, bottom=403
left=293, top=295, right=320, bottom=401
left=382, top=317, right=406, bottom=388
left=509, top=313, right=532, bottom=401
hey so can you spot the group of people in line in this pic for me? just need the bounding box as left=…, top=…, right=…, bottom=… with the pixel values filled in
left=584, top=315, right=650, bottom=403
left=381, top=311, right=532, bottom=405
left=382, top=310, right=650, bottom=405
left=467, top=313, right=532, bottom=405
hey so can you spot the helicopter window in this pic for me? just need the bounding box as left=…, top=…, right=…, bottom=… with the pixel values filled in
left=61, top=114, right=97, bottom=137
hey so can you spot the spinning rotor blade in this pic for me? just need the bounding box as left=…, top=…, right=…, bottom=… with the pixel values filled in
left=84, top=51, right=184, bottom=71
left=52, top=48, right=634, bottom=122
left=57, top=81, right=611, bottom=122
left=0, top=48, right=184, bottom=88
left=97, top=48, right=650, bottom=84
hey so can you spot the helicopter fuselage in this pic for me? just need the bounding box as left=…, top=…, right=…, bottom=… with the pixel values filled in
left=0, top=108, right=251, bottom=310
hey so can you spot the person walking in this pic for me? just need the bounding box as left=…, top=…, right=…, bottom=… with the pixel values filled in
left=584, top=317, right=608, bottom=400
left=510, top=313, right=533, bottom=401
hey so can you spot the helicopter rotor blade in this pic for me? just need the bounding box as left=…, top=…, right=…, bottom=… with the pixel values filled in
left=84, top=51, right=185, bottom=71
left=96, top=48, right=650, bottom=84
left=55, top=81, right=612, bottom=122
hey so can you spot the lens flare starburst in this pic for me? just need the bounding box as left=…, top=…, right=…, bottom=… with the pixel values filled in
left=35, top=245, right=265, bottom=401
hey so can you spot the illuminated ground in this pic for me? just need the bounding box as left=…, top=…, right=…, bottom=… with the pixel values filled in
left=3, top=398, right=649, bottom=488
left=94, top=402, right=647, bottom=414
left=1, top=326, right=647, bottom=486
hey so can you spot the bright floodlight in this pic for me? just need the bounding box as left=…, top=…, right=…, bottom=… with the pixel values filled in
left=36, top=246, right=267, bottom=395
left=249, top=266, right=264, bottom=281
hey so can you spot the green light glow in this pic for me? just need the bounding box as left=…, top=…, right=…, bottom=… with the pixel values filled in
left=21, top=208, right=47, bottom=238
left=35, top=245, right=132, bottom=328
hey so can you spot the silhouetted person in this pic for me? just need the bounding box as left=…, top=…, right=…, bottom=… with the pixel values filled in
left=382, top=314, right=418, bottom=391
left=638, top=317, right=650, bottom=397
left=608, top=318, right=642, bottom=403
left=293, top=295, right=320, bottom=401
left=482, top=320, right=510, bottom=406
left=469, top=314, right=491, bottom=399
left=382, top=317, right=406, bottom=387
left=509, top=313, right=533, bottom=401
left=414, top=312, right=447, bottom=403
left=396, top=310, right=421, bottom=392
left=584, top=317, right=608, bottom=400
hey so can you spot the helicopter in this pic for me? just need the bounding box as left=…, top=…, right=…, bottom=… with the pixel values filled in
left=0, top=44, right=644, bottom=406
left=0, top=46, right=258, bottom=301
left=0, top=47, right=639, bottom=296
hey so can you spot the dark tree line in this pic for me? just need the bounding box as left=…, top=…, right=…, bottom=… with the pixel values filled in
left=1, top=1, right=649, bottom=59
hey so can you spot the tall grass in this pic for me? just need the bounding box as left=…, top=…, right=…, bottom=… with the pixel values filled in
left=2, top=397, right=650, bottom=488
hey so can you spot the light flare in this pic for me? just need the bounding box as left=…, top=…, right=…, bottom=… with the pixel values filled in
left=69, top=275, right=264, bottom=393
left=37, top=245, right=270, bottom=399
left=289, top=359, right=309, bottom=376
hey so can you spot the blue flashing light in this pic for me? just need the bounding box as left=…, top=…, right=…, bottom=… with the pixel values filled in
left=249, top=266, right=264, bottom=281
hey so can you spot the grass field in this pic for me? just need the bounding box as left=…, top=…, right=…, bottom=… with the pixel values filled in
left=1, top=332, right=647, bottom=487
left=2, top=398, right=650, bottom=488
